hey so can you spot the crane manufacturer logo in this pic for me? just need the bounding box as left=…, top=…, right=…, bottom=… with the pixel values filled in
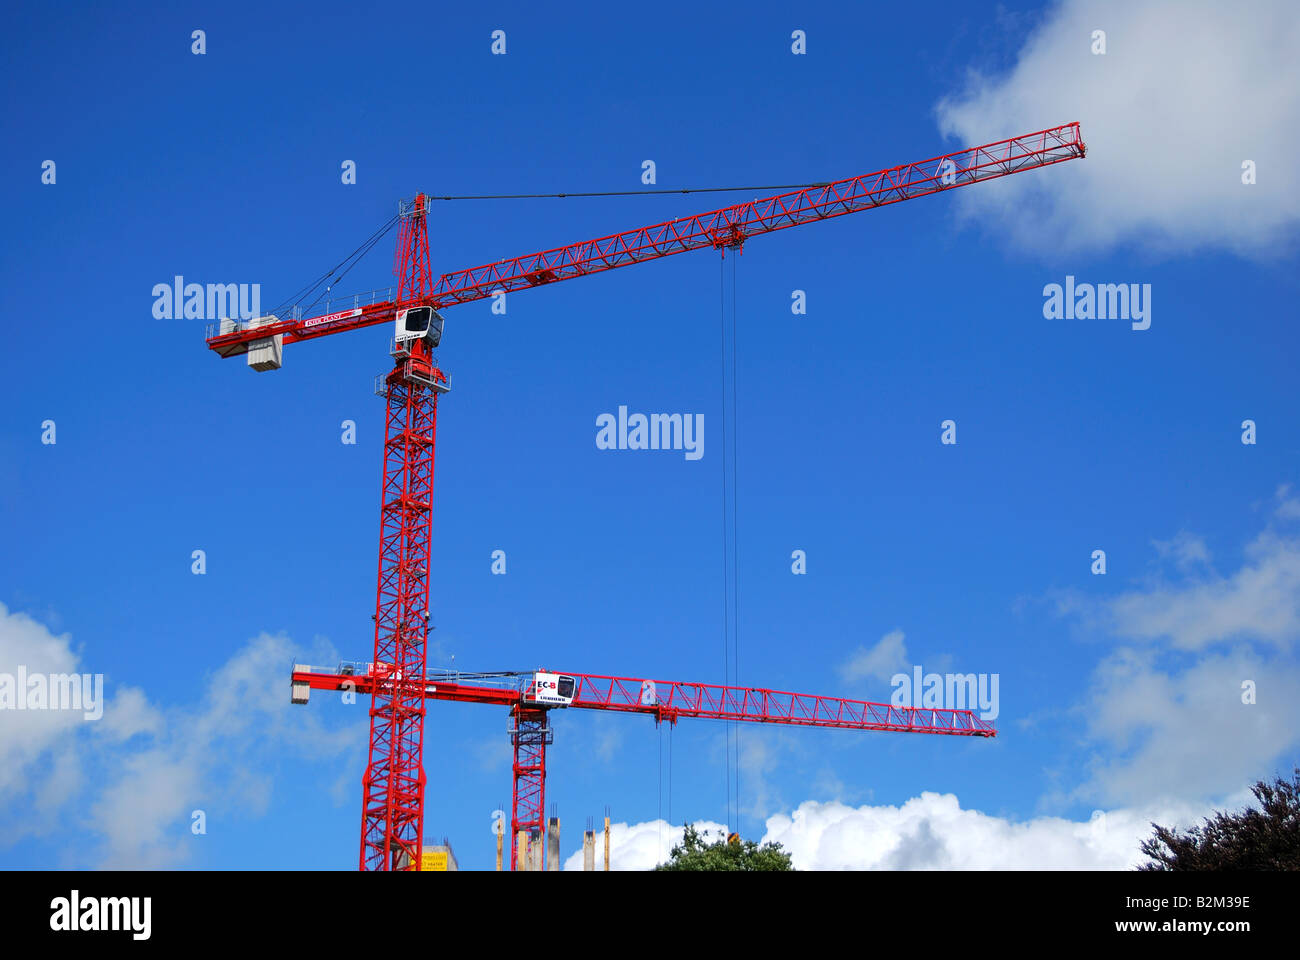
left=0, top=667, right=103, bottom=720
left=151, top=275, right=261, bottom=320
left=596, top=406, right=704, bottom=461
left=889, top=666, right=999, bottom=721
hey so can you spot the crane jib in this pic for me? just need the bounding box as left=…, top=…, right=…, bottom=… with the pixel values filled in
left=205, top=122, right=1084, bottom=359
left=290, top=666, right=998, bottom=737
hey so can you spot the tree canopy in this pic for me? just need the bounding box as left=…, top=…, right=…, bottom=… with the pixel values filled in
left=1139, top=769, right=1300, bottom=870
left=655, top=824, right=794, bottom=871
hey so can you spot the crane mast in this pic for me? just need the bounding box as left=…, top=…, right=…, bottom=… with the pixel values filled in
left=208, top=123, right=1083, bottom=870
left=360, top=196, right=449, bottom=871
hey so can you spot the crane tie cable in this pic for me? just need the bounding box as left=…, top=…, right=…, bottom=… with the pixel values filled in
left=271, top=212, right=401, bottom=318
left=427, top=183, right=831, bottom=201
left=270, top=181, right=831, bottom=318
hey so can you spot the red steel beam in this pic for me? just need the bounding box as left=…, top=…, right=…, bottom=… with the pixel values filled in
left=208, top=123, right=1084, bottom=357
left=292, top=668, right=997, bottom=737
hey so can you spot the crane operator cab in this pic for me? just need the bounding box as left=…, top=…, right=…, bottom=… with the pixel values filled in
left=394, top=305, right=444, bottom=348
left=524, top=671, right=577, bottom=707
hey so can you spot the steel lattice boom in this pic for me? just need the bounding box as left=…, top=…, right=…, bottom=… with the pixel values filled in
left=292, top=663, right=995, bottom=869
left=292, top=666, right=997, bottom=736
left=205, top=123, right=1084, bottom=357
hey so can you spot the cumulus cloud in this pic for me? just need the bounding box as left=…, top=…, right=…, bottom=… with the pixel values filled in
left=564, top=793, right=1235, bottom=870
left=0, top=604, right=85, bottom=802
left=1150, top=532, right=1211, bottom=572
left=1055, top=488, right=1300, bottom=806
left=0, top=602, right=158, bottom=833
left=764, top=793, right=1238, bottom=870
left=839, top=629, right=909, bottom=685
left=86, top=631, right=361, bottom=867
left=0, top=604, right=361, bottom=867
left=1277, top=485, right=1300, bottom=521
left=561, top=818, right=729, bottom=871
left=1106, top=504, right=1300, bottom=652
left=735, top=727, right=799, bottom=821
left=935, top=0, right=1300, bottom=258
left=1077, top=646, right=1300, bottom=807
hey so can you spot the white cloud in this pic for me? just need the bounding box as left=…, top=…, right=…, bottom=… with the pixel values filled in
left=85, top=631, right=361, bottom=867
left=567, top=792, right=1237, bottom=870
left=1106, top=527, right=1300, bottom=652
left=1077, top=646, right=1300, bottom=807
left=1274, top=484, right=1300, bottom=520
left=935, top=0, right=1300, bottom=258
left=1054, top=491, right=1300, bottom=806
left=1150, top=532, right=1211, bottom=572
left=89, top=747, right=201, bottom=869
left=473, top=736, right=512, bottom=772
left=0, top=604, right=84, bottom=802
left=839, top=629, right=909, bottom=685
left=764, top=793, right=1237, bottom=870
left=736, top=727, right=798, bottom=821
left=0, top=604, right=361, bottom=867
left=561, top=819, right=729, bottom=871
left=556, top=710, right=625, bottom=766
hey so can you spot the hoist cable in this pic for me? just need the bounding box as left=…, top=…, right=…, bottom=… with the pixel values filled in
left=657, top=723, right=664, bottom=862
left=718, top=253, right=732, bottom=833
left=730, top=253, right=741, bottom=836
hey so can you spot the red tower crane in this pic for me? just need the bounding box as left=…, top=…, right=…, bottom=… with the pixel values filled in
left=289, top=661, right=996, bottom=869
left=205, top=122, right=1085, bottom=871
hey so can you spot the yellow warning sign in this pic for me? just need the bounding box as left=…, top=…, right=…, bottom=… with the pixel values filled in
left=410, top=850, right=449, bottom=871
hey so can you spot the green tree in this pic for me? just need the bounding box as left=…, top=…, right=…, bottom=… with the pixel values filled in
left=1138, top=769, right=1300, bottom=870
left=655, top=824, right=794, bottom=871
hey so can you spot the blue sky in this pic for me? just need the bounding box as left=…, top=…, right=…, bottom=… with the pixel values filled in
left=2, top=0, right=1298, bottom=869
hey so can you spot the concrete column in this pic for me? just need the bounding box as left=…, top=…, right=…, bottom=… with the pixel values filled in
left=603, top=816, right=611, bottom=871
left=516, top=830, right=527, bottom=871
left=583, top=830, right=595, bottom=871
left=547, top=817, right=560, bottom=872
left=529, top=829, right=543, bottom=872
